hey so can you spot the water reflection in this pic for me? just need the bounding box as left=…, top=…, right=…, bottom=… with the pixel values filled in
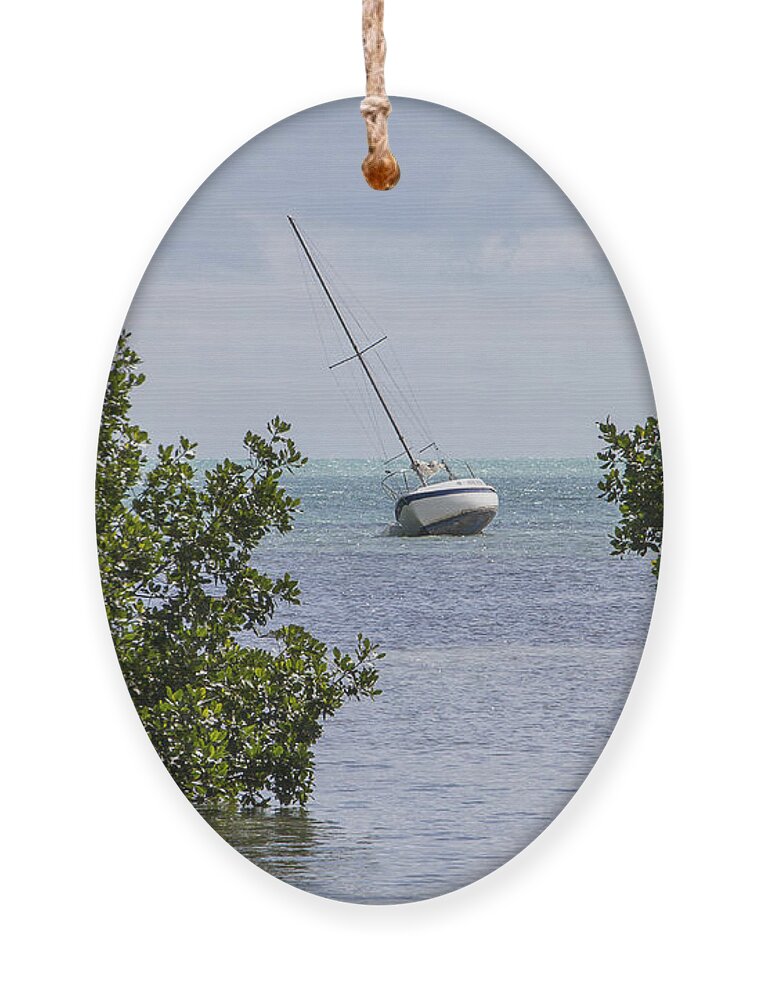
left=199, top=805, right=382, bottom=902
left=199, top=805, right=333, bottom=881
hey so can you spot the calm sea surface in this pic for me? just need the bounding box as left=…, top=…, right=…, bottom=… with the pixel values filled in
left=198, top=458, right=656, bottom=903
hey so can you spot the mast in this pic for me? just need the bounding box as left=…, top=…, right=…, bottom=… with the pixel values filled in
left=288, top=214, right=420, bottom=475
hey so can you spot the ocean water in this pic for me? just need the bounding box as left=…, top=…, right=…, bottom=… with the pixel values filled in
left=199, top=458, right=656, bottom=903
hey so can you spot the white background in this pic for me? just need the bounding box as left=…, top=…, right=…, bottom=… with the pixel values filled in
left=3, top=2, right=756, bottom=996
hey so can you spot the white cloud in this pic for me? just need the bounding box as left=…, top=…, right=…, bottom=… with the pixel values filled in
left=478, top=226, right=608, bottom=281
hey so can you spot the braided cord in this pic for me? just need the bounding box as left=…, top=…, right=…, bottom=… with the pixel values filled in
left=361, top=0, right=400, bottom=190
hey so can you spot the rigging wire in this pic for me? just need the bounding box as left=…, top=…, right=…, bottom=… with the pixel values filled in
left=297, top=230, right=396, bottom=460
left=298, top=240, right=382, bottom=456
left=293, top=231, right=387, bottom=458
left=324, top=266, right=437, bottom=449
left=296, top=223, right=441, bottom=461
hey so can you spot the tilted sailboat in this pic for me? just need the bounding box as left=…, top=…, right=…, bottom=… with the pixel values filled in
left=288, top=215, right=499, bottom=536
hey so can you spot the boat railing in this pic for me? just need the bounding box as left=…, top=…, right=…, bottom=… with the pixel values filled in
left=381, top=468, right=414, bottom=500
left=382, top=462, right=459, bottom=498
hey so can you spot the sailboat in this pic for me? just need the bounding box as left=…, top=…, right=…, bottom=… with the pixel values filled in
left=288, top=215, right=499, bottom=536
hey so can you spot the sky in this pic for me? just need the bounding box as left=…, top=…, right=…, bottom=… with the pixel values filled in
left=125, top=97, right=654, bottom=459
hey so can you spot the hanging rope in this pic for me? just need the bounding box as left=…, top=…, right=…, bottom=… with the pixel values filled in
left=361, top=0, right=400, bottom=190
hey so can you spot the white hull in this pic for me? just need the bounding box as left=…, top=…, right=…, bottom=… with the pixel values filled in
left=395, top=478, right=498, bottom=536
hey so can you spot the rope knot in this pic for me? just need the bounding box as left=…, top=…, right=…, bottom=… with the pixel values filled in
left=360, top=94, right=392, bottom=119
